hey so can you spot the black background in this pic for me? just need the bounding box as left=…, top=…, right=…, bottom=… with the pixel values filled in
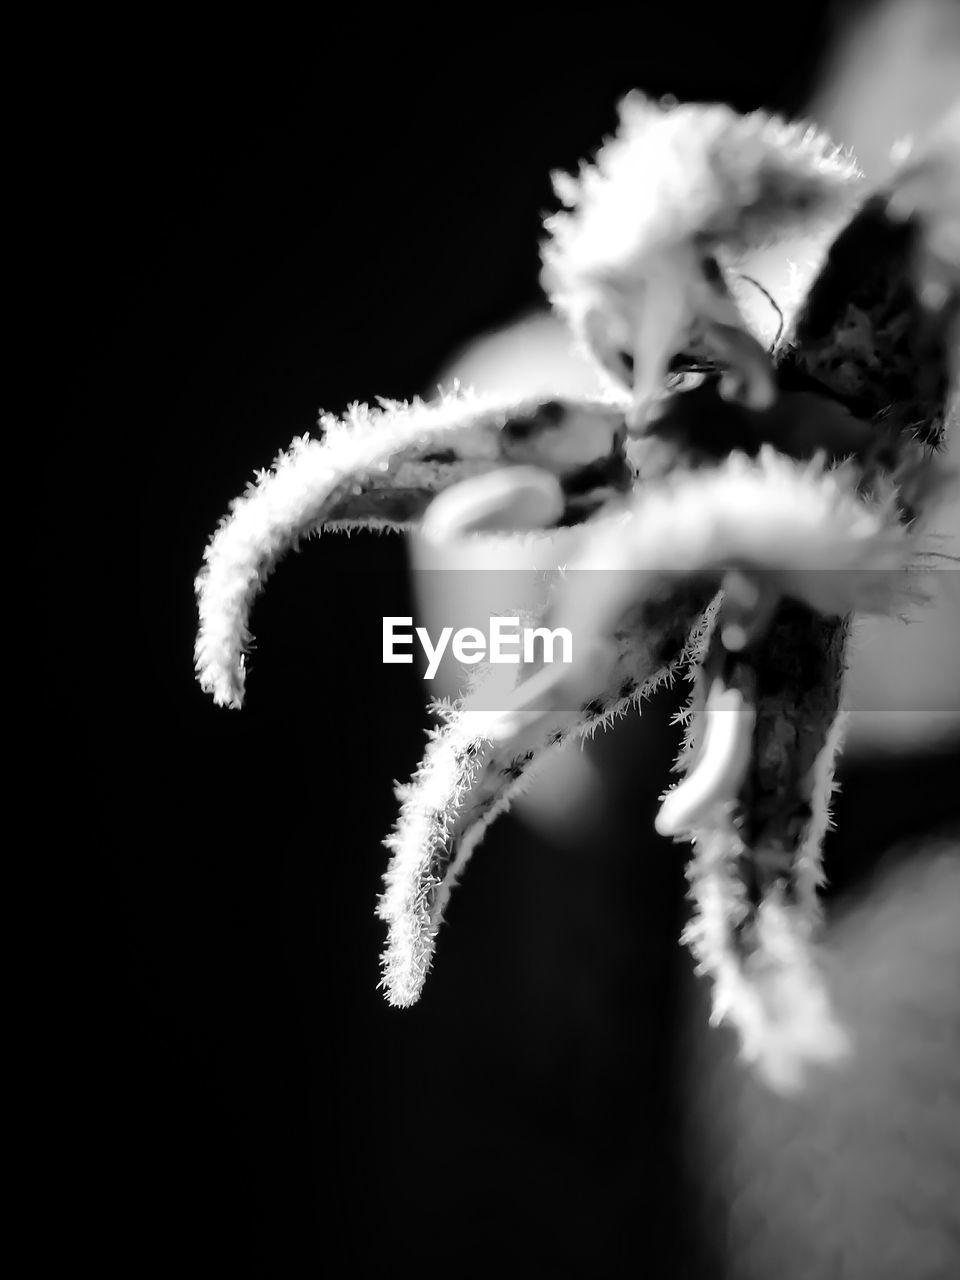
left=49, top=7, right=959, bottom=1276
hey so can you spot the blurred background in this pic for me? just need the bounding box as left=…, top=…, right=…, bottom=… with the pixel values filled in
left=56, top=2, right=959, bottom=1275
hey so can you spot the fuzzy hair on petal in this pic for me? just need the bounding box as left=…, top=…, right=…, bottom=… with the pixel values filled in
left=683, top=833, right=850, bottom=1093
left=542, top=93, right=861, bottom=305
left=194, top=389, right=627, bottom=708
left=378, top=606, right=709, bottom=1008
left=791, top=706, right=849, bottom=924
left=547, top=449, right=916, bottom=667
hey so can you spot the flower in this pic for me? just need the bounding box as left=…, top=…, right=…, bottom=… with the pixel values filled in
left=195, top=96, right=957, bottom=1091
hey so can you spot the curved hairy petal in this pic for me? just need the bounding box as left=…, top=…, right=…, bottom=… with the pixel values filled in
left=378, top=606, right=714, bottom=1008
left=682, top=852, right=851, bottom=1094
left=194, top=390, right=628, bottom=708
left=490, top=448, right=915, bottom=747
left=671, top=620, right=851, bottom=1092
left=544, top=93, right=860, bottom=289
left=542, top=93, right=861, bottom=422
